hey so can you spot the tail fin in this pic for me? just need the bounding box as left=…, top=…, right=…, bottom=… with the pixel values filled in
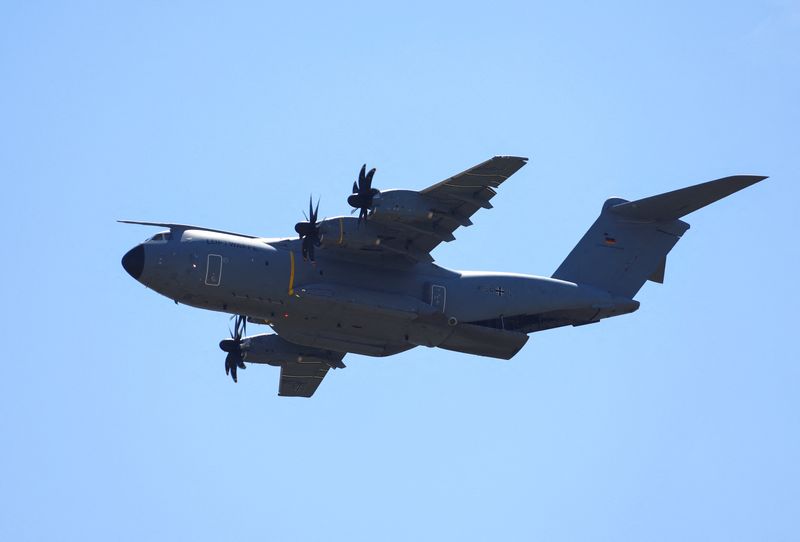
left=552, top=175, right=767, bottom=298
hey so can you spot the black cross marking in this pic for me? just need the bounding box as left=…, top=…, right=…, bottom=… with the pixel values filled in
left=494, top=287, right=506, bottom=297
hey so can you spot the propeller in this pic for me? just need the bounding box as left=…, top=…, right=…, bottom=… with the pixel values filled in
left=219, top=314, right=247, bottom=383
left=294, top=196, right=322, bottom=262
left=347, top=164, right=379, bottom=224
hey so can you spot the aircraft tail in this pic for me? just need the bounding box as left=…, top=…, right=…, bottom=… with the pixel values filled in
left=552, top=175, right=767, bottom=298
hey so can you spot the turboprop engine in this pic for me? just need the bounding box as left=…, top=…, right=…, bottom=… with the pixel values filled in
left=369, top=190, right=437, bottom=223
left=239, top=334, right=346, bottom=369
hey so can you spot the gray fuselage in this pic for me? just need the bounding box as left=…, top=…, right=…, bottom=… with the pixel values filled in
left=122, top=226, right=637, bottom=359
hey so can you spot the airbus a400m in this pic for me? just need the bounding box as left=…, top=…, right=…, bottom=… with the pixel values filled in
left=121, top=156, right=766, bottom=397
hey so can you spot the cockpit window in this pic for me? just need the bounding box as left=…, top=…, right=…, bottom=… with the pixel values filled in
left=146, top=231, right=171, bottom=242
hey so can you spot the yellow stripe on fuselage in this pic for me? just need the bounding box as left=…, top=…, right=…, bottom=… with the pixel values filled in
left=288, top=250, right=295, bottom=296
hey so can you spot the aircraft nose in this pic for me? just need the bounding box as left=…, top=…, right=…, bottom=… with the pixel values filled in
left=122, top=244, right=145, bottom=280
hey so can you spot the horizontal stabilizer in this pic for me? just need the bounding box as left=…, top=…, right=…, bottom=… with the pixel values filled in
left=611, top=175, right=767, bottom=221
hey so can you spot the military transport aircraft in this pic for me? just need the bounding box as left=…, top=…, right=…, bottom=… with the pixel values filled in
left=121, top=156, right=766, bottom=397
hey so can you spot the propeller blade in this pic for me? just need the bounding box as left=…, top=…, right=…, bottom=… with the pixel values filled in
left=238, top=315, right=246, bottom=339
left=365, top=168, right=376, bottom=191
left=226, top=352, right=244, bottom=382
left=302, top=236, right=318, bottom=262
left=295, top=199, right=322, bottom=261
left=348, top=163, right=379, bottom=224
left=222, top=315, right=247, bottom=383
left=219, top=338, right=236, bottom=352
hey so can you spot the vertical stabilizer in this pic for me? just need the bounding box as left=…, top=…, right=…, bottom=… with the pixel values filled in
left=552, top=175, right=766, bottom=298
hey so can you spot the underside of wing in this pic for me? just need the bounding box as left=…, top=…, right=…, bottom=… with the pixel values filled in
left=237, top=333, right=344, bottom=398
left=278, top=359, right=331, bottom=397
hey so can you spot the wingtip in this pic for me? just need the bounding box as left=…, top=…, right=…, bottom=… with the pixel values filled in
left=495, top=155, right=529, bottom=162
left=117, top=219, right=163, bottom=227
left=726, top=174, right=769, bottom=188
left=733, top=174, right=768, bottom=181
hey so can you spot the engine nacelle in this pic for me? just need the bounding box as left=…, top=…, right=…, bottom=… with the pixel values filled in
left=318, top=216, right=383, bottom=250
left=370, top=189, right=436, bottom=223
left=241, top=334, right=344, bottom=368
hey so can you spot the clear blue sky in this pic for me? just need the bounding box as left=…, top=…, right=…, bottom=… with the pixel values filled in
left=2, top=1, right=798, bottom=540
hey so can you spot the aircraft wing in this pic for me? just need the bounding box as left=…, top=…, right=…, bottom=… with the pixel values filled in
left=278, top=358, right=331, bottom=397
left=421, top=155, right=528, bottom=205
left=314, top=156, right=529, bottom=263
left=414, top=155, right=528, bottom=253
